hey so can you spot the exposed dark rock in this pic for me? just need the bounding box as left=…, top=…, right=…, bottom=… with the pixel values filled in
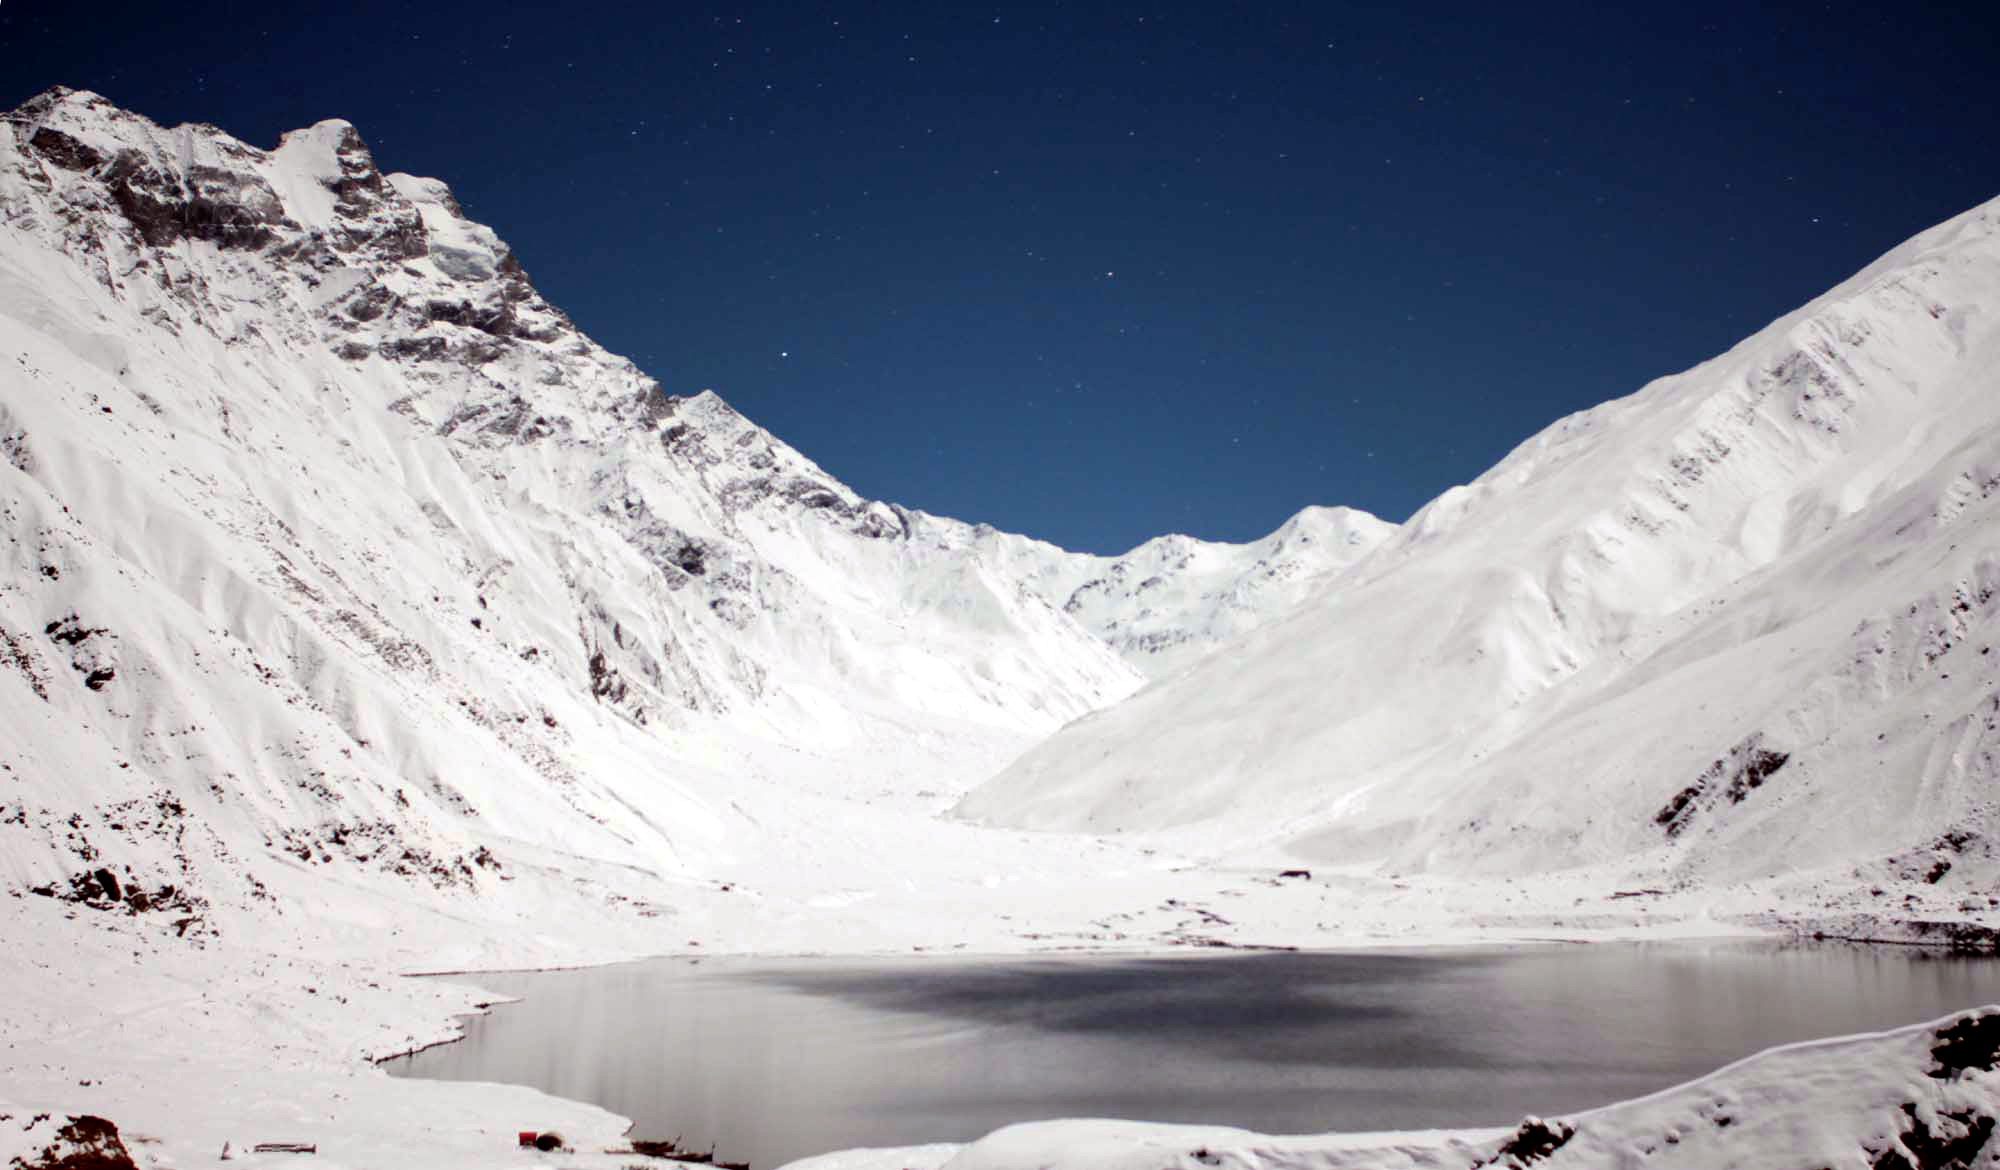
left=588, top=649, right=627, bottom=704
left=34, top=866, right=205, bottom=928
left=629, top=383, right=676, bottom=427
left=324, top=125, right=387, bottom=207
left=100, top=151, right=287, bottom=250
left=1723, top=748, right=1790, bottom=803
left=1655, top=790, right=1704, bottom=833
left=13, top=1114, right=138, bottom=1170
left=1656, top=735, right=1790, bottom=837
left=1930, top=1011, right=2000, bottom=1078
left=1900, top=920, right=2000, bottom=954
left=851, top=508, right=902, bottom=539
left=382, top=335, right=449, bottom=362
left=44, top=616, right=105, bottom=646
left=1, top=625, right=50, bottom=700
left=458, top=396, right=558, bottom=442
left=319, top=124, right=429, bottom=260
left=789, top=482, right=844, bottom=510
left=270, top=821, right=496, bottom=890
left=1937, top=829, right=1979, bottom=853
left=1872, top=1102, right=1996, bottom=1170
left=342, top=284, right=396, bottom=322
left=1, top=421, right=32, bottom=474
left=424, top=297, right=514, bottom=337
left=1489, top=1116, right=1574, bottom=1165
left=41, top=617, right=117, bottom=689
left=26, top=126, right=104, bottom=172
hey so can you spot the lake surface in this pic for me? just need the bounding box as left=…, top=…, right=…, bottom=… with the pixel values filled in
left=386, top=942, right=2000, bottom=1169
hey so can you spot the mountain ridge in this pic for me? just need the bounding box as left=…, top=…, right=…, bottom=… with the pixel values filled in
left=961, top=185, right=2000, bottom=902
left=0, top=86, right=1392, bottom=932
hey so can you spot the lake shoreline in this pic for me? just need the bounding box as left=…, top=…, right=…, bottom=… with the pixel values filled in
left=386, top=934, right=2000, bottom=1170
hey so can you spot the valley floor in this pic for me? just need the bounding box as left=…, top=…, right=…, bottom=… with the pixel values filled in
left=5, top=809, right=1996, bottom=1170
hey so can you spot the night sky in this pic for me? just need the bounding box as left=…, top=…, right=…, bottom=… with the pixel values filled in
left=9, top=3, right=2000, bottom=554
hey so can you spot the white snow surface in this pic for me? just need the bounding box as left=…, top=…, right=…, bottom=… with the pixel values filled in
left=2, top=86, right=1999, bottom=1170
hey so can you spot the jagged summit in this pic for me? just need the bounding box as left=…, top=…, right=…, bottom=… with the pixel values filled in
left=2, top=86, right=1382, bottom=591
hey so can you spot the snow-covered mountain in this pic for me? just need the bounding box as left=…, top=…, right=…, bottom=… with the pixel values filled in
left=0, top=87, right=1386, bottom=934
left=8, top=85, right=2000, bottom=1170
left=1000, top=505, right=1392, bottom=677
left=963, top=189, right=2000, bottom=898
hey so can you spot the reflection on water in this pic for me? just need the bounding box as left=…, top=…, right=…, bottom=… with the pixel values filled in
left=386, top=942, right=2000, bottom=1169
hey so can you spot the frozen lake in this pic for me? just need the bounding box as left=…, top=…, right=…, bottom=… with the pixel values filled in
left=386, top=942, right=2000, bottom=1168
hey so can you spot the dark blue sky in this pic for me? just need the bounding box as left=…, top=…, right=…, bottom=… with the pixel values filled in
left=9, top=2, right=2000, bottom=553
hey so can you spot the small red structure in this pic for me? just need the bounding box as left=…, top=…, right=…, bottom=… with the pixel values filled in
left=518, top=1132, right=539, bottom=1149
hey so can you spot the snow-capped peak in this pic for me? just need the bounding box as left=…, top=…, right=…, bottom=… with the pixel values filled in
left=0, top=88, right=1389, bottom=944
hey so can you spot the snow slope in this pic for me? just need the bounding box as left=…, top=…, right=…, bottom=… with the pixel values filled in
left=0, top=87, right=1387, bottom=944
left=964, top=191, right=2000, bottom=904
